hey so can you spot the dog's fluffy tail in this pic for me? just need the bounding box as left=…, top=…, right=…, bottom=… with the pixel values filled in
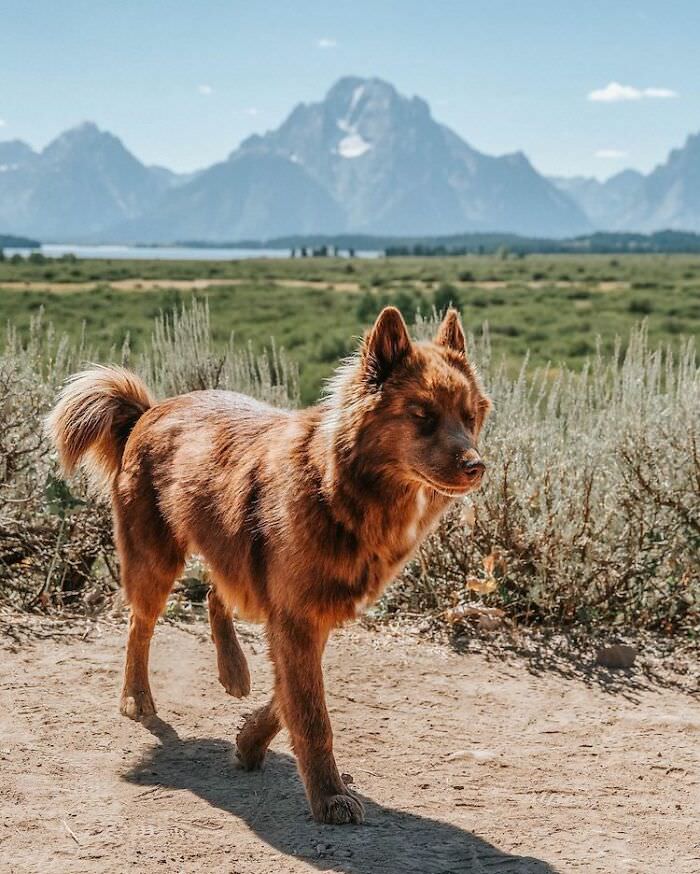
left=47, top=365, right=154, bottom=482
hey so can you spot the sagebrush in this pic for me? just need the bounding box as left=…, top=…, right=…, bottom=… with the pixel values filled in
left=0, top=301, right=298, bottom=610
left=385, top=318, right=699, bottom=635
left=1, top=300, right=697, bottom=635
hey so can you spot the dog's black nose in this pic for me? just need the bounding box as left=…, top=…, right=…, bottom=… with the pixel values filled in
left=461, top=457, right=485, bottom=477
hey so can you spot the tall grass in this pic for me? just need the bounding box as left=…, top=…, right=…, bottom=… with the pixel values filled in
left=1, top=301, right=697, bottom=636
left=0, top=301, right=298, bottom=608
left=387, top=318, right=699, bottom=635
left=135, top=300, right=299, bottom=405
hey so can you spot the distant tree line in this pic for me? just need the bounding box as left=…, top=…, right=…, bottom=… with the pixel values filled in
left=177, top=230, right=700, bottom=256
left=385, top=231, right=700, bottom=256
left=0, top=250, right=77, bottom=264
left=0, top=233, right=41, bottom=251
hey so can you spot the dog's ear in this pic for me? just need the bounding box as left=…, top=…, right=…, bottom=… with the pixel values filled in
left=474, top=394, right=493, bottom=434
left=435, top=308, right=467, bottom=359
left=362, top=306, right=412, bottom=385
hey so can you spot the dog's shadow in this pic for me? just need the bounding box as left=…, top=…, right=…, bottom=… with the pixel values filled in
left=122, top=717, right=558, bottom=873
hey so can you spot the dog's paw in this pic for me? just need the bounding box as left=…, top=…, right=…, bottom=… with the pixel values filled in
left=217, top=652, right=251, bottom=698
left=235, top=708, right=274, bottom=769
left=235, top=722, right=267, bottom=770
left=313, top=793, right=365, bottom=825
left=218, top=670, right=251, bottom=699
left=235, top=743, right=267, bottom=771
left=119, top=690, right=156, bottom=721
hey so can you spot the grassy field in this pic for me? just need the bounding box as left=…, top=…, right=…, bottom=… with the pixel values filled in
left=2, top=252, right=700, bottom=403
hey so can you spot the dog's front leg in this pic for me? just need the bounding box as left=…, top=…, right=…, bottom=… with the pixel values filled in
left=236, top=696, right=281, bottom=769
left=207, top=587, right=251, bottom=698
left=268, top=614, right=364, bottom=825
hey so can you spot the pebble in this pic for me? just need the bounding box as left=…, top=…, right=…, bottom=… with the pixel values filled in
left=596, top=644, right=637, bottom=669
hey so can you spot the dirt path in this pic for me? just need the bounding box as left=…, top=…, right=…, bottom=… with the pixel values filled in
left=1, top=620, right=698, bottom=873
left=0, top=278, right=631, bottom=294
left=0, top=278, right=362, bottom=293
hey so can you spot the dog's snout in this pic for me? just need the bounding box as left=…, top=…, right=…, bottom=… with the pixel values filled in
left=460, top=455, right=485, bottom=478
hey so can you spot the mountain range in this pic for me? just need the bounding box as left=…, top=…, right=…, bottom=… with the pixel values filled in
left=550, top=133, right=700, bottom=232
left=0, top=76, right=699, bottom=242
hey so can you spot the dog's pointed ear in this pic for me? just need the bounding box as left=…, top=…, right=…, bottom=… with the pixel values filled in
left=362, top=306, right=412, bottom=385
left=435, top=308, right=467, bottom=359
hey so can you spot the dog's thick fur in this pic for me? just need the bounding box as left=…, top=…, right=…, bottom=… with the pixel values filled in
left=48, top=307, right=491, bottom=824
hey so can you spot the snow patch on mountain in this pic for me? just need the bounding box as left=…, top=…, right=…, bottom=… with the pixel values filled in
left=349, top=85, right=365, bottom=113
left=335, top=118, right=372, bottom=158
left=337, top=132, right=372, bottom=158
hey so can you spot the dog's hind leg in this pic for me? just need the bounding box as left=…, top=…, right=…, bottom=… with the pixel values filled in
left=236, top=696, right=281, bottom=769
left=208, top=586, right=251, bottom=698
left=115, top=494, right=184, bottom=722
left=120, top=611, right=160, bottom=720
left=119, top=563, right=180, bottom=721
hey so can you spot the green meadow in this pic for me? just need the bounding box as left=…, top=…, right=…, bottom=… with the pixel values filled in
left=1, top=253, right=699, bottom=403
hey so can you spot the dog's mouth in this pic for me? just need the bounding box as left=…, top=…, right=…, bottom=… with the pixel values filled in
left=411, top=470, right=473, bottom=498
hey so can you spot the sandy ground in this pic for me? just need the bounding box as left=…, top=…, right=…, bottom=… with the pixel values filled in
left=0, top=279, right=631, bottom=294
left=1, top=619, right=698, bottom=874
left=0, top=278, right=362, bottom=293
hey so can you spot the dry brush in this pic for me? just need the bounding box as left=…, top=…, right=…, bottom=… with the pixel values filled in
left=1, top=301, right=697, bottom=636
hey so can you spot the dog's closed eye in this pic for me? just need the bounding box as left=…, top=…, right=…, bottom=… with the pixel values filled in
left=409, top=405, right=439, bottom=434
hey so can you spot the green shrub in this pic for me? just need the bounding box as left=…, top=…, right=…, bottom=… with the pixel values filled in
left=383, top=320, right=699, bottom=636
left=629, top=298, right=654, bottom=315
left=357, top=290, right=380, bottom=322
left=434, top=282, right=460, bottom=313
left=317, top=334, right=349, bottom=363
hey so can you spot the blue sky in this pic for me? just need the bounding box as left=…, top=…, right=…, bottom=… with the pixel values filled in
left=0, top=1, right=697, bottom=179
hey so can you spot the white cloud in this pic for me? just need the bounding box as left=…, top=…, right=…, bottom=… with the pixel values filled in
left=244, top=107, right=261, bottom=116
left=595, top=148, right=628, bottom=159
left=198, top=84, right=213, bottom=96
left=0, top=119, right=6, bottom=127
left=588, top=81, right=678, bottom=102
left=589, top=82, right=642, bottom=102
left=643, top=87, right=677, bottom=99
left=317, top=37, right=337, bottom=49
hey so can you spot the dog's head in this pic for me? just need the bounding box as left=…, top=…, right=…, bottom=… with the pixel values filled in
left=350, top=306, right=492, bottom=497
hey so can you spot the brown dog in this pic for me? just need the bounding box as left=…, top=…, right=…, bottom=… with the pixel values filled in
left=48, top=307, right=491, bottom=824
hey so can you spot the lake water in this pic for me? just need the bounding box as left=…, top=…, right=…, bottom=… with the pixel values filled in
left=3, top=243, right=380, bottom=261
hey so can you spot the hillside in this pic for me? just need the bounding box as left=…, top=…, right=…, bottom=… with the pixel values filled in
left=552, top=133, right=700, bottom=232
left=0, top=78, right=590, bottom=242
left=4, top=78, right=700, bottom=240
left=0, top=124, right=175, bottom=239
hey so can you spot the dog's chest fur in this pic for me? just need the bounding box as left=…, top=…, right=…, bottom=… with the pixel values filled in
left=307, top=483, right=445, bottom=620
